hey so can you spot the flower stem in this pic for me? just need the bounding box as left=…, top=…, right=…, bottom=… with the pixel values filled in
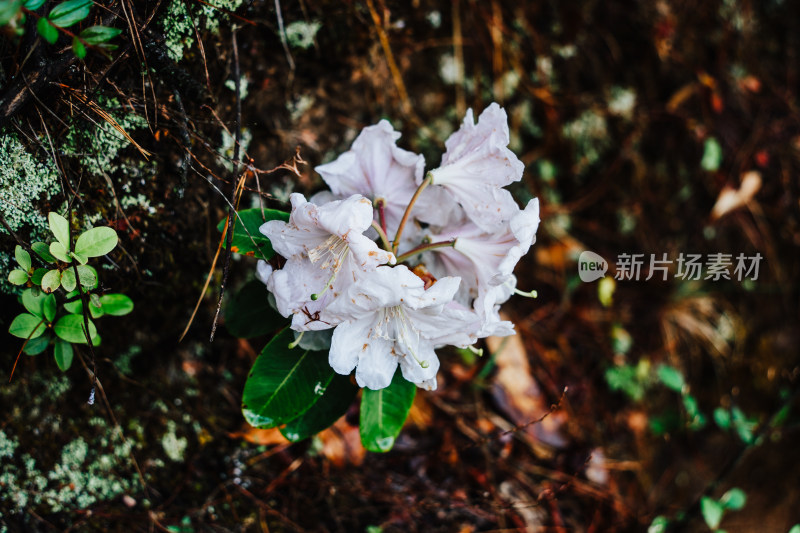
left=396, top=239, right=456, bottom=264
left=392, top=173, right=432, bottom=255
left=375, top=198, right=388, bottom=236
left=371, top=221, right=393, bottom=253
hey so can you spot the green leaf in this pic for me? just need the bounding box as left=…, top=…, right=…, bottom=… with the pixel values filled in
left=54, top=314, right=97, bottom=344
left=0, top=0, right=23, bottom=26
left=63, top=290, right=82, bottom=314
left=72, top=36, right=86, bottom=58
left=647, top=516, right=669, bottom=533
left=9, top=313, right=46, bottom=340
left=43, top=293, right=57, bottom=322
left=61, top=268, right=77, bottom=292
left=31, top=242, right=56, bottom=263
left=25, top=0, right=47, bottom=9
left=48, top=0, right=92, bottom=27
left=788, top=525, right=800, bottom=533
left=280, top=374, right=358, bottom=442
left=360, top=369, right=416, bottom=453
left=37, top=16, right=59, bottom=44
left=71, top=250, right=88, bottom=265
left=74, top=226, right=117, bottom=257
left=49, top=241, right=70, bottom=262
left=225, top=280, right=285, bottom=338
left=79, top=25, right=120, bottom=44
left=15, top=245, right=31, bottom=271
left=22, top=288, right=45, bottom=317
left=242, top=329, right=334, bottom=429
left=41, top=269, right=61, bottom=293
left=657, top=364, right=685, bottom=392
left=8, top=269, right=29, bottom=285
left=75, top=264, right=97, bottom=288
left=720, top=488, right=746, bottom=511
left=713, top=407, right=731, bottom=430
left=48, top=212, right=70, bottom=249
left=23, top=335, right=50, bottom=355
left=54, top=339, right=74, bottom=370
left=701, top=137, right=723, bottom=172
left=99, top=293, right=133, bottom=316
left=700, top=497, right=725, bottom=530
left=217, top=208, right=289, bottom=259
left=31, top=268, right=47, bottom=285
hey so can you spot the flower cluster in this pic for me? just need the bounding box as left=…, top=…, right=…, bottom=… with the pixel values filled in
left=259, top=103, right=539, bottom=391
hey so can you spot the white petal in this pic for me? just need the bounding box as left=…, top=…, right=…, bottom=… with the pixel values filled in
left=316, top=194, right=375, bottom=237
left=329, top=318, right=373, bottom=375
left=398, top=340, right=440, bottom=386
left=255, top=261, right=273, bottom=285
left=346, top=232, right=396, bottom=270
left=354, top=337, right=398, bottom=390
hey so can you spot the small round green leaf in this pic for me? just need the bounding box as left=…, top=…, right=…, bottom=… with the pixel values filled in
left=79, top=25, right=121, bottom=44
left=37, top=16, right=59, bottom=44
left=9, top=313, right=46, bottom=339
left=700, top=496, right=725, bottom=530
left=720, top=488, right=746, bottom=511
left=54, top=314, right=97, bottom=344
left=0, top=0, right=23, bottom=27
left=76, top=265, right=97, bottom=288
left=63, top=290, right=82, bottom=314
left=61, top=268, right=77, bottom=292
left=48, top=212, right=70, bottom=249
left=23, top=335, right=50, bottom=355
left=99, top=293, right=133, bottom=316
left=25, top=0, right=47, bottom=9
left=41, top=269, right=61, bottom=293
left=657, top=364, right=685, bottom=392
left=74, top=226, right=118, bottom=258
left=32, top=242, right=57, bottom=263
left=54, top=339, right=74, bottom=371
left=15, top=245, right=31, bottom=271
left=8, top=269, right=29, bottom=285
left=360, top=369, right=416, bottom=453
left=21, top=288, right=45, bottom=317
left=72, top=36, right=86, bottom=59
left=43, top=293, right=57, bottom=323
left=49, top=241, right=71, bottom=263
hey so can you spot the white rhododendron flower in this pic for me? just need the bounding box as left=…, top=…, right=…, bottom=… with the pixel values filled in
left=425, top=103, right=525, bottom=232
left=260, top=193, right=395, bottom=331
left=315, top=120, right=424, bottom=237
left=257, top=102, right=541, bottom=391
left=326, top=265, right=469, bottom=390
left=422, top=199, right=540, bottom=302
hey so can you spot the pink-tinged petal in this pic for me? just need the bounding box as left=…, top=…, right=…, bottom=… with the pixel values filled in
left=413, top=276, right=461, bottom=309
left=412, top=184, right=463, bottom=227
left=267, top=258, right=329, bottom=320
left=411, top=301, right=480, bottom=348
left=327, top=265, right=425, bottom=321
left=255, top=261, right=273, bottom=285
left=260, top=218, right=326, bottom=259
left=354, top=337, right=398, bottom=390
left=329, top=317, right=374, bottom=376
left=474, top=285, right=515, bottom=338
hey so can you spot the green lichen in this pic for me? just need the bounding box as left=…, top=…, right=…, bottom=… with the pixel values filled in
left=285, top=20, right=321, bottom=49
left=562, top=109, right=610, bottom=176
left=160, top=0, right=248, bottom=62
left=162, top=420, right=188, bottom=462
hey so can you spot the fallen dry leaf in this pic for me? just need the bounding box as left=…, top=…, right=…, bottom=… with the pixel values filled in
left=228, top=426, right=288, bottom=446
left=486, top=318, right=566, bottom=449
left=317, top=417, right=365, bottom=467
left=711, top=170, right=761, bottom=220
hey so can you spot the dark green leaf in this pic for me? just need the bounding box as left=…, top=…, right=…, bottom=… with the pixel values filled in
left=9, top=313, right=47, bottom=340
left=15, top=245, right=31, bottom=271
left=54, top=339, right=74, bottom=370
left=63, top=290, right=82, bottom=314
left=31, top=268, right=47, bottom=285
left=0, top=0, right=23, bottom=26
left=242, top=329, right=334, bottom=429
left=225, top=280, right=285, bottom=338
left=700, top=497, right=724, bottom=529
left=72, top=36, right=86, bottom=58
left=43, top=293, right=56, bottom=323
left=281, top=374, right=358, bottom=442
left=217, top=208, right=289, bottom=259
left=21, top=288, right=45, bottom=317
left=48, top=212, right=70, bottom=249
left=74, top=226, right=117, bottom=257
left=8, top=269, right=29, bottom=285
left=99, top=293, right=133, bottom=316
left=79, top=24, right=120, bottom=44
left=25, top=0, right=47, bottom=9
left=360, top=369, right=416, bottom=452
left=720, top=488, right=746, bottom=511
left=23, top=335, right=50, bottom=355
left=54, top=314, right=97, bottom=344
left=61, top=268, right=77, bottom=292
left=31, top=242, right=56, bottom=263
left=37, top=16, right=59, bottom=43
left=48, top=0, right=92, bottom=28
left=713, top=407, right=731, bottom=430
left=41, top=269, right=61, bottom=293
left=49, top=241, right=70, bottom=262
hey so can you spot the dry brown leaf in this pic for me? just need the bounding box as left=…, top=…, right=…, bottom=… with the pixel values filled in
left=711, top=170, right=762, bottom=220
left=228, top=426, right=288, bottom=446
left=486, top=319, right=566, bottom=448
left=317, top=417, right=365, bottom=467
